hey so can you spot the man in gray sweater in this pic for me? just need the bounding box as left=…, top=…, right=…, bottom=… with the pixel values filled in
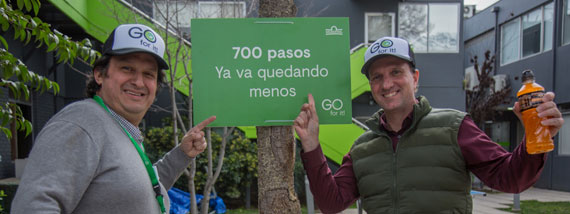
left=12, top=24, right=216, bottom=213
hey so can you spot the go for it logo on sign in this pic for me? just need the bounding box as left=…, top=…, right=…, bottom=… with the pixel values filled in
left=321, top=98, right=345, bottom=116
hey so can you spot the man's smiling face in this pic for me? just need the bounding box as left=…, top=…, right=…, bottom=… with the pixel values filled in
left=95, top=52, right=158, bottom=125
left=368, top=56, right=419, bottom=113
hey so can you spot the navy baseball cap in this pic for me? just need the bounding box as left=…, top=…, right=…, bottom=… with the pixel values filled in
left=103, top=24, right=169, bottom=70
left=361, top=36, right=415, bottom=76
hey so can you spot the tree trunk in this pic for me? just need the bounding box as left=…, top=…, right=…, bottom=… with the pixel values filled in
left=257, top=126, right=301, bottom=214
left=257, top=1, right=300, bottom=213
left=259, top=0, right=297, bottom=18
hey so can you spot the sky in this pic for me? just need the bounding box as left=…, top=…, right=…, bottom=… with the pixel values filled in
left=464, top=0, right=500, bottom=11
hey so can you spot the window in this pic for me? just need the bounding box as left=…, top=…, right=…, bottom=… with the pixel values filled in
left=500, top=3, right=554, bottom=65
left=398, top=3, right=459, bottom=53
left=560, top=113, right=570, bottom=155
left=399, top=4, right=427, bottom=52
left=198, top=1, right=246, bottom=18
left=428, top=4, right=459, bottom=52
left=365, top=13, right=395, bottom=44
left=154, top=1, right=197, bottom=29
left=544, top=3, right=554, bottom=51
left=563, top=0, right=570, bottom=45
left=153, top=1, right=246, bottom=37
left=501, top=19, right=520, bottom=65
left=522, top=9, right=541, bottom=57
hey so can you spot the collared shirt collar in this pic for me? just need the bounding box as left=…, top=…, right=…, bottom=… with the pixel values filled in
left=106, top=105, right=144, bottom=145
left=379, top=111, right=414, bottom=137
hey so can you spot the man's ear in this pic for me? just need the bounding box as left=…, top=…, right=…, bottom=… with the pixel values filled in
left=94, top=69, right=104, bottom=85
left=413, top=69, right=420, bottom=92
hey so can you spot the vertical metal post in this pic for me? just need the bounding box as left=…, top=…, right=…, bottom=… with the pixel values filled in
left=357, top=199, right=363, bottom=214
left=305, top=175, right=315, bottom=214
left=513, top=193, right=521, bottom=211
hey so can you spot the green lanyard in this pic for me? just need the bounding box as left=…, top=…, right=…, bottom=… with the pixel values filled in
left=93, top=95, right=166, bottom=214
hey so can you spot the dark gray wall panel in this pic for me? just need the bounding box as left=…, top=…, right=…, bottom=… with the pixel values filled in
left=555, top=44, right=570, bottom=103
left=417, top=87, right=465, bottom=111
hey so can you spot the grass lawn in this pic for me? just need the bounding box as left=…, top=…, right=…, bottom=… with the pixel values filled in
left=228, top=207, right=309, bottom=214
left=227, top=202, right=357, bottom=213
left=499, top=200, right=570, bottom=214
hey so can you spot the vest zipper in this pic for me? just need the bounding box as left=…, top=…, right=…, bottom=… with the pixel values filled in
left=393, top=135, right=400, bottom=214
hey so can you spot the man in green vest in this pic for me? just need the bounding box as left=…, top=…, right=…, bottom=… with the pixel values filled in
left=294, top=36, right=564, bottom=213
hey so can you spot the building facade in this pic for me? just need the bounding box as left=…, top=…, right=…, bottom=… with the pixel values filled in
left=465, top=0, right=570, bottom=191
left=2, top=0, right=566, bottom=194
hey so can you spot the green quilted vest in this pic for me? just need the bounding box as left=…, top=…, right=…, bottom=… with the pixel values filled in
left=350, top=96, right=472, bottom=214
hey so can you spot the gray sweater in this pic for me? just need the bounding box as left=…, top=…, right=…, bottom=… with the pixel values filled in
left=12, top=99, right=192, bottom=213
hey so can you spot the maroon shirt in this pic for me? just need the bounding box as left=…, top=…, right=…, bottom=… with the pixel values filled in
left=301, top=115, right=547, bottom=213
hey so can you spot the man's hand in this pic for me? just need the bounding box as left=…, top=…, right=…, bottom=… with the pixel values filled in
left=294, top=94, right=320, bottom=152
left=513, top=92, right=564, bottom=136
left=181, top=116, right=216, bottom=158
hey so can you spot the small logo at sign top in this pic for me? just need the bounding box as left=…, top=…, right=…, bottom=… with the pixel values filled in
left=325, top=26, right=343, bottom=36
left=380, top=39, right=393, bottom=48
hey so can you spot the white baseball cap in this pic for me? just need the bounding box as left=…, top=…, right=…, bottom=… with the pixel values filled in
left=103, top=24, right=169, bottom=70
left=361, top=36, right=415, bottom=76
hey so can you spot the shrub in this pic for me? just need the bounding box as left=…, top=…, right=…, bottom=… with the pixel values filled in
left=144, top=126, right=258, bottom=203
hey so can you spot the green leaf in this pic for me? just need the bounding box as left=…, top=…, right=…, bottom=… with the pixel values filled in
left=0, top=35, right=7, bottom=49
left=43, top=76, right=51, bottom=90
left=81, top=48, right=89, bottom=61
left=52, top=82, right=59, bottom=94
left=3, top=66, right=14, bottom=79
left=31, top=0, right=39, bottom=15
left=14, top=119, right=20, bottom=131
left=1, top=127, right=12, bottom=139
left=25, top=30, right=32, bottom=45
left=52, top=33, right=59, bottom=45
left=0, top=111, right=9, bottom=127
left=32, top=17, right=42, bottom=27
left=82, top=38, right=92, bottom=48
left=14, top=28, right=21, bottom=40
left=24, top=120, right=32, bottom=137
left=47, top=42, right=57, bottom=52
left=35, top=30, right=45, bottom=47
left=17, top=0, right=24, bottom=10
left=56, top=55, right=64, bottom=64
left=20, top=17, right=28, bottom=29
left=19, top=29, right=26, bottom=42
left=1, top=21, right=8, bottom=32
left=24, top=0, right=32, bottom=12
left=9, top=82, right=19, bottom=99
left=21, top=83, right=29, bottom=100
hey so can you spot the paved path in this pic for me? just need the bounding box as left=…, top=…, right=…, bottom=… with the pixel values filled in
left=472, top=187, right=570, bottom=214
left=317, top=187, right=570, bottom=214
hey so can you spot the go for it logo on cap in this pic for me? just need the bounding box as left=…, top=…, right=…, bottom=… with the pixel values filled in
left=128, top=27, right=157, bottom=43
left=380, top=39, right=393, bottom=48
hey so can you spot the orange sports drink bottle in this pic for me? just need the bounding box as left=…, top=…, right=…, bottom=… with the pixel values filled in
left=516, top=70, right=553, bottom=154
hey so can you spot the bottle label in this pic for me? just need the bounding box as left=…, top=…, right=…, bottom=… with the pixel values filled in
left=518, top=90, right=545, bottom=112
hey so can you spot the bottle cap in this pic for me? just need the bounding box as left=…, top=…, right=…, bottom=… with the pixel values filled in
left=521, top=70, right=535, bottom=82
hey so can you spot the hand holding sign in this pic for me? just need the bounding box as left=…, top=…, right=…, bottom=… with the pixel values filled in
left=181, top=116, right=217, bottom=158
left=294, top=94, right=320, bottom=152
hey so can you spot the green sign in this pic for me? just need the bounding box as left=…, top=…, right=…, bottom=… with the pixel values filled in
left=192, top=18, right=351, bottom=127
